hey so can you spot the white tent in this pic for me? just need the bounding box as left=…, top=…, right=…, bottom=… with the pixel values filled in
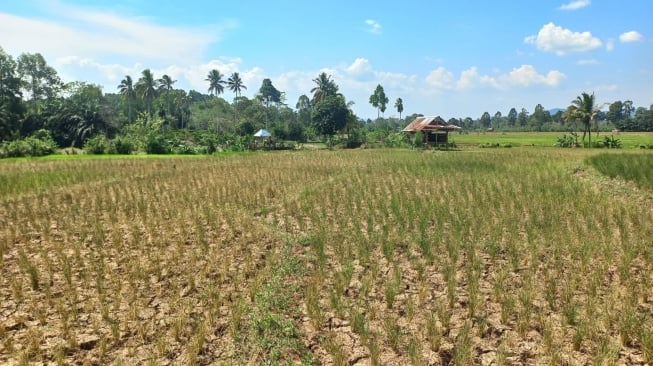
left=254, top=129, right=271, bottom=137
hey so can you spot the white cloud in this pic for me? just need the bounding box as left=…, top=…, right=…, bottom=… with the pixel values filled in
left=503, top=65, right=566, bottom=87
left=0, top=3, right=233, bottom=66
left=346, top=58, right=373, bottom=77
left=558, top=0, right=591, bottom=11
left=620, top=31, right=643, bottom=43
left=425, top=67, right=456, bottom=89
left=457, top=67, right=496, bottom=90
left=53, top=55, right=266, bottom=96
left=425, top=65, right=565, bottom=90
left=364, top=19, right=382, bottom=35
left=525, top=22, right=602, bottom=55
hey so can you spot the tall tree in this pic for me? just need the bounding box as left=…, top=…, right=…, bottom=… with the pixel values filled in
left=310, top=72, right=339, bottom=103
left=518, top=108, right=529, bottom=127
left=258, top=78, right=281, bottom=128
left=296, top=94, right=312, bottom=127
left=296, top=94, right=311, bottom=111
left=158, top=74, right=176, bottom=119
left=507, top=107, right=517, bottom=126
left=16, top=52, right=61, bottom=115
left=48, top=82, right=108, bottom=147
left=568, top=92, right=599, bottom=147
left=394, top=97, right=404, bottom=120
left=135, top=69, right=158, bottom=116
left=117, top=75, right=136, bottom=122
left=0, top=103, right=9, bottom=139
left=480, top=112, right=491, bottom=128
left=529, top=104, right=550, bottom=130
left=379, top=95, right=389, bottom=117
left=258, top=78, right=281, bottom=106
left=227, top=72, right=246, bottom=122
left=206, top=69, right=226, bottom=97
left=606, top=101, right=624, bottom=124
left=623, top=100, right=634, bottom=119
left=227, top=72, right=246, bottom=98
left=369, top=90, right=379, bottom=118
left=169, top=89, right=190, bottom=129
left=312, top=95, right=348, bottom=137
left=0, top=47, right=24, bottom=139
left=369, top=84, right=388, bottom=118
left=493, top=111, right=502, bottom=128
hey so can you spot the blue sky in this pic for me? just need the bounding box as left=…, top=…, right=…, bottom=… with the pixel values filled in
left=1, top=0, right=651, bottom=119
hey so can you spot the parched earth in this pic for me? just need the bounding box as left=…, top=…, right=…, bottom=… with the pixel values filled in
left=1, top=151, right=652, bottom=365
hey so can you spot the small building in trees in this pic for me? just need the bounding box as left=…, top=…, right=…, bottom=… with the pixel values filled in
left=402, top=116, right=461, bottom=146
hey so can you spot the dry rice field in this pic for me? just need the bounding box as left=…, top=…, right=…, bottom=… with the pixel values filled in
left=1, top=148, right=652, bottom=365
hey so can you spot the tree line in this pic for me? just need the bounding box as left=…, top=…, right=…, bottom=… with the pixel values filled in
left=0, top=48, right=376, bottom=154
left=1, top=47, right=651, bottom=156
left=451, top=99, right=653, bottom=134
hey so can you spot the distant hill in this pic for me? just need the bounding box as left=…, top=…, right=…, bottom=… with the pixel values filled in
left=549, top=108, right=564, bottom=115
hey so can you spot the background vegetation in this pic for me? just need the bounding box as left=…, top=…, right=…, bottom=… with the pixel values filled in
left=2, top=48, right=653, bottom=158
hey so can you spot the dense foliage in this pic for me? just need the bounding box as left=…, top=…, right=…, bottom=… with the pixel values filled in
left=1, top=47, right=652, bottom=157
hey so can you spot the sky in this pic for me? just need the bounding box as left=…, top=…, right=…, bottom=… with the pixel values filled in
left=1, top=0, right=651, bottom=120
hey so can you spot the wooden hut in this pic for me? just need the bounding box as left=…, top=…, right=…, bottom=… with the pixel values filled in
left=402, top=116, right=461, bottom=146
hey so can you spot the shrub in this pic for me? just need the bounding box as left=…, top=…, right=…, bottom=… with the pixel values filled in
left=602, top=135, right=622, bottom=149
left=84, top=135, right=109, bottom=154
left=383, top=133, right=410, bottom=148
left=173, top=143, right=198, bottom=155
left=0, top=130, right=57, bottom=158
left=145, top=134, right=171, bottom=154
left=555, top=133, right=578, bottom=148
left=345, top=128, right=364, bottom=149
left=195, top=132, right=218, bottom=154
left=479, top=142, right=500, bottom=148
left=110, top=137, right=134, bottom=155
left=412, top=132, right=424, bottom=149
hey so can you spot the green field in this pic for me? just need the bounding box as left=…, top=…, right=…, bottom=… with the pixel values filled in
left=1, top=148, right=652, bottom=365
left=451, top=131, right=653, bottom=148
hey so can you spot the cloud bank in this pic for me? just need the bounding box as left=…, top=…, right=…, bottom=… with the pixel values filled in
left=525, top=22, right=602, bottom=55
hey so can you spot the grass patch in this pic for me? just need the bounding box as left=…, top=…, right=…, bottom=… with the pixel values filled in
left=587, top=152, right=653, bottom=189
left=454, top=131, right=653, bottom=148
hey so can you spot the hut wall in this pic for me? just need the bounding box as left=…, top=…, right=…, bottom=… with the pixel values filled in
left=426, top=132, right=449, bottom=145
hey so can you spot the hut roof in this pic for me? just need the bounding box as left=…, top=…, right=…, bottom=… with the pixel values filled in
left=254, top=129, right=271, bottom=137
left=402, top=116, right=461, bottom=132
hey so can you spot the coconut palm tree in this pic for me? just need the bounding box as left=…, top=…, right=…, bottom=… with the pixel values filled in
left=227, top=72, right=246, bottom=122
left=395, top=97, right=404, bottom=120
left=117, top=75, right=135, bottom=122
left=158, top=74, right=176, bottom=119
left=568, top=92, right=599, bottom=147
left=206, top=69, right=226, bottom=97
left=310, top=72, right=339, bottom=103
left=227, top=72, right=246, bottom=98
left=135, top=69, right=158, bottom=116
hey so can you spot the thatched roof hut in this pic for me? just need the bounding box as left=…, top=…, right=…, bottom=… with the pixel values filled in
left=402, top=116, right=461, bottom=146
